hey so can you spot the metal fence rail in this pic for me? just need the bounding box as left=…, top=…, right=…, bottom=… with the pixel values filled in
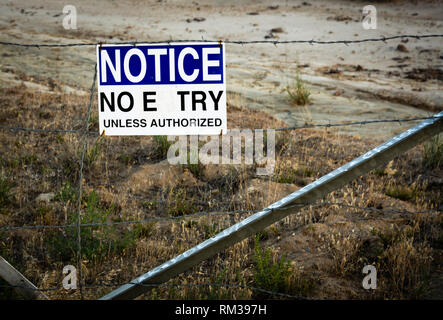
left=0, top=202, right=439, bottom=232
left=100, top=111, right=443, bottom=300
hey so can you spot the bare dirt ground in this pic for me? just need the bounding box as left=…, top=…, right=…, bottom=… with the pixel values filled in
left=0, top=0, right=442, bottom=300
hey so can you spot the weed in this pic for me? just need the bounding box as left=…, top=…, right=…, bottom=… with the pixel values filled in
left=142, top=200, right=158, bottom=210
left=153, top=135, right=172, bottom=159
left=168, top=188, right=197, bottom=217
left=120, top=153, right=136, bottom=165
left=373, top=168, right=386, bottom=177
left=385, top=184, right=418, bottom=201
left=252, top=237, right=291, bottom=294
left=284, top=72, right=311, bottom=106
left=274, top=166, right=297, bottom=184
left=182, top=149, right=204, bottom=178
left=20, top=154, right=38, bottom=166
left=359, top=227, right=433, bottom=299
left=55, top=181, right=77, bottom=203
left=202, top=223, right=220, bottom=238
left=85, top=136, right=104, bottom=168
left=274, top=165, right=315, bottom=184
left=376, top=227, right=414, bottom=249
left=255, top=230, right=270, bottom=242
left=328, top=233, right=362, bottom=277
left=423, top=135, right=442, bottom=169
left=132, top=222, right=156, bottom=238
left=88, top=114, right=99, bottom=131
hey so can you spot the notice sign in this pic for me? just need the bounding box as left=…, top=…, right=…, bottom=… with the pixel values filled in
left=96, top=42, right=226, bottom=135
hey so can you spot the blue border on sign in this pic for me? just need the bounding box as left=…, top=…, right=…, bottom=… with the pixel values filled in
left=98, top=43, right=224, bottom=86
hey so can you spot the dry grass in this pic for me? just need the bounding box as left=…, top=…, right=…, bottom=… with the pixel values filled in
left=0, top=84, right=441, bottom=300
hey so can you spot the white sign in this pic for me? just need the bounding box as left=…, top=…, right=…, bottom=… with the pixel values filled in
left=96, top=42, right=227, bottom=136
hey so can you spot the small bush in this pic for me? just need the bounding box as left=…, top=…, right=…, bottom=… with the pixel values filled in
left=284, top=72, right=311, bottom=106
left=46, top=190, right=140, bottom=263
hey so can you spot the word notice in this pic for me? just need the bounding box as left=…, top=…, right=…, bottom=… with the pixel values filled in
left=96, top=42, right=227, bottom=135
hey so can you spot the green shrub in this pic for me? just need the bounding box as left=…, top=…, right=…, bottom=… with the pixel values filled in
left=252, top=237, right=291, bottom=294
left=55, top=181, right=77, bottom=203
left=385, top=184, right=418, bottom=201
left=284, top=72, right=311, bottom=106
left=46, top=190, right=143, bottom=263
left=85, top=136, right=104, bottom=168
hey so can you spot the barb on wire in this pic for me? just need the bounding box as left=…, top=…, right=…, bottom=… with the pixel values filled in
left=0, top=116, right=437, bottom=135
left=0, top=126, right=80, bottom=134
left=0, top=34, right=442, bottom=47
left=0, top=201, right=439, bottom=232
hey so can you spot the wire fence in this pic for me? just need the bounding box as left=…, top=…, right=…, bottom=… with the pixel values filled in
left=0, top=34, right=442, bottom=47
left=0, top=282, right=311, bottom=300
left=0, top=116, right=437, bottom=135
left=0, top=34, right=442, bottom=300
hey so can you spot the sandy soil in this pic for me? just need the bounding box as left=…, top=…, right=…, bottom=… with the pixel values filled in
left=0, top=0, right=442, bottom=140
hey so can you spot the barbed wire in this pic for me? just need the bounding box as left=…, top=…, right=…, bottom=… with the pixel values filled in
left=0, top=209, right=253, bottom=231
left=0, top=126, right=79, bottom=134
left=0, top=281, right=310, bottom=300
left=0, top=116, right=437, bottom=136
left=1, top=201, right=439, bottom=232
left=273, top=116, right=439, bottom=131
left=0, top=34, right=442, bottom=48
